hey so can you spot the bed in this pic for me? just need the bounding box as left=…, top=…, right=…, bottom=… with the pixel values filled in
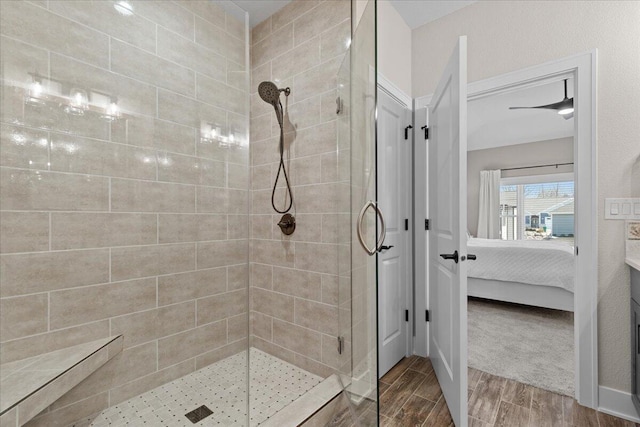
left=467, top=237, right=575, bottom=311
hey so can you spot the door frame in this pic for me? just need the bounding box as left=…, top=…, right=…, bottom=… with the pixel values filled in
left=377, top=72, right=414, bottom=364
left=414, top=50, right=598, bottom=409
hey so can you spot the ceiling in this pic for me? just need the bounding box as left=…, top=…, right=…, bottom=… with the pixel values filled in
left=468, top=78, right=574, bottom=151
left=390, top=0, right=477, bottom=29
left=231, top=0, right=292, bottom=27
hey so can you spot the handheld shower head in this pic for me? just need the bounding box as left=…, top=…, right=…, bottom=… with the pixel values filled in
left=258, top=81, right=290, bottom=126
left=258, top=81, right=281, bottom=105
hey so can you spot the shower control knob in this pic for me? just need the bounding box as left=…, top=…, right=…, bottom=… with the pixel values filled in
left=277, top=214, right=296, bottom=235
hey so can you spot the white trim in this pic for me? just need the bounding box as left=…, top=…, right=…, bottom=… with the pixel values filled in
left=377, top=72, right=412, bottom=108
left=416, top=50, right=599, bottom=409
left=598, top=386, right=640, bottom=423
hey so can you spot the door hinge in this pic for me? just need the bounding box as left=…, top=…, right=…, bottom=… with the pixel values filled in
left=421, top=125, right=429, bottom=140
left=404, top=125, right=413, bottom=140
left=576, top=246, right=579, bottom=256
left=405, top=218, right=409, bottom=231
left=336, top=96, right=342, bottom=115
left=425, top=219, right=430, bottom=230
left=405, top=310, right=409, bottom=322
left=425, top=310, right=430, bottom=322
left=337, top=336, right=344, bottom=354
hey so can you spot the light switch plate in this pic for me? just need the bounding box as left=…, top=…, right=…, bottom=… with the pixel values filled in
left=605, top=198, right=640, bottom=220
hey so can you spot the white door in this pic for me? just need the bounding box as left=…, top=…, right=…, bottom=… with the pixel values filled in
left=428, top=36, right=468, bottom=427
left=377, top=89, right=411, bottom=377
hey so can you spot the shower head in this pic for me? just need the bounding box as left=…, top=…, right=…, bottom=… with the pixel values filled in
left=258, top=81, right=290, bottom=127
left=258, top=81, right=281, bottom=106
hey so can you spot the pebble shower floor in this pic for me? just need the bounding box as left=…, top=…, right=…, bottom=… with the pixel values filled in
left=87, top=349, right=323, bottom=426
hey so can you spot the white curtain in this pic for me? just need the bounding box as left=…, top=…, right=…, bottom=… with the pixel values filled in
left=477, top=170, right=501, bottom=239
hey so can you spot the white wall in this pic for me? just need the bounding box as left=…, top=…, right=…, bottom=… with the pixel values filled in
left=412, top=0, right=640, bottom=393
left=377, top=0, right=412, bottom=96
left=467, top=138, right=574, bottom=236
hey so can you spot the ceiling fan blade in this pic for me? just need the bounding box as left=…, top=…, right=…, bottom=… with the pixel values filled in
left=508, top=105, right=558, bottom=110
left=509, top=98, right=573, bottom=111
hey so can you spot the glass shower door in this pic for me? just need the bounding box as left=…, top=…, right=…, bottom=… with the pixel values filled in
left=337, top=0, right=378, bottom=424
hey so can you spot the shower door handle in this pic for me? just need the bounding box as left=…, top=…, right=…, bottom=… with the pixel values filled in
left=357, top=200, right=386, bottom=256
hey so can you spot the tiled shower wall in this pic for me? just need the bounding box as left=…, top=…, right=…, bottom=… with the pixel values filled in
left=0, top=1, right=249, bottom=425
left=249, top=0, right=351, bottom=378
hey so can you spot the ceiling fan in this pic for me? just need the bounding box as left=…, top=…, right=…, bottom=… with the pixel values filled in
left=509, top=79, right=574, bottom=120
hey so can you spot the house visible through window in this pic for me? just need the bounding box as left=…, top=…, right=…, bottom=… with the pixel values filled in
left=499, top=174, right=574, bottom=244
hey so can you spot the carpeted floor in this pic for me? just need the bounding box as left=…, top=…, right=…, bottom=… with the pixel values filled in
left=468, top=297, right=574, bottom=396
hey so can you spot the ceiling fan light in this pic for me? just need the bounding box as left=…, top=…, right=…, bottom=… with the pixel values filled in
left=558, top=107, right=574, bottom=115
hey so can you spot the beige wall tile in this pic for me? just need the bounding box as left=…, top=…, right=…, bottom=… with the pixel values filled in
left=0, top=36, right=48, bottom=87
left=292, top=0, right=349, bottom=47
left=281, top=95, right=322, bottom=132
left=0, top=293, right=48, bottom=341
left=295, top=242, right=339, bottom=274
left=251, top=336, right=297, bottom=366
left=273, top=267, right=322, bottom=301
left=228, top=163, right=249, bottom=190
left=252, top=17, right=272, bottom=45
left=197, top=289, right=247, bottom=325
left=251, top=239, right=294, bottom=268
left=197, top=240, right=247, bottom=269
left=110, top=179, right=195, bottom=213
left=111, top=302, right=196, bottom=348
left=290, top=120, right=337, bottom=159
left=0, top=320, right=110, bottom=364
left=320, top=19, right=351, bottom=62
left=49, top=342, right=157, bottom=410
left=195, top=338, right=246, bottom=370
left=177, top=1, right=226, bottom=29
left=252, top=215, right=273, bottom=240
left=0, top=249, right=109, bottom=297
left=250, top=113, right=273, bottom=144
left=0, top=123, right=49, bottom=170
left=0, top=1, right=109, bottom=68
left=132, top=1, right=195, bottom=40
left=321, top=274, right=339, bottom=305
left=51, top=213, right=157, bottom=250
left=272, top=319, right=322, bottom=359
left=226, top=13, right=245, bottom=42
left=157, top=153, right=226, bottom=187
left=194, top=16, right=228, bottom=57
left=50, top=134, right=157, bottom=181
left=251, top=311, right=273, bottom=341
left=50, top=54, right=157, bottom=118
left=157, top=267, right=227, bottom=306
left=293, top=57, right=342, bottom=103
left=111, top=243, right=195, bottom=281
left=108, top=359, right=195, bottom=406
left=252, top=164, right=272, bottom=190
left=23, top=392, right=109, bottom=427
left=49, top=278, right=157, bottom=330
left=197, top=73, right=247, bottom=116
left=228, top=214, right=249, bottom=240
left=294, top=183, right=340, bottom=214
left=111, top=117, right=196, bottom=156
left=272, top=36, right=321, bottom=83
left=227, top=313, right=248, bottom=343
left=0, top=212, right=49, bottom=254
left=227, top=59, right=248, bottom=91
left=157, top=320, right=227, bottom=369
left=251, top=23, right=293, bottom=69
left=0, top=407, right=16, bottom=427
left=111, top=39, right=195, bottom=97
left=48, top=0, right=156, bottom=52
left=251, top=263, right=273, bottom=290
left=271, top=1, right=321, bottom=33
left=294, top=299, right=338, bottom=335
left=251, top=288, right=294, bottom=322
left=251, top=62, right=271, bottom=89
left=157, top=89, right=226, bottom=129
left=228, top=264, right=249, bottom=291
left=0, top=168, right=109, bottom=212
left=272, top=213, right=322, bottom=243
left=158, top=214, right=227, bottom=243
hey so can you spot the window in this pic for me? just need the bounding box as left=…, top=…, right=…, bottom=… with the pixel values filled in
left=499, top=174, right=574, bottom=243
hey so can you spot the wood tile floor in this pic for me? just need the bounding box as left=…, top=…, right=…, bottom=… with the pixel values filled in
left=379, top=355, right=639, bottom=427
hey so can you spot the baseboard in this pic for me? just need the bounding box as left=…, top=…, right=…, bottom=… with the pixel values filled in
left=598, top=385, right=640, bottom=423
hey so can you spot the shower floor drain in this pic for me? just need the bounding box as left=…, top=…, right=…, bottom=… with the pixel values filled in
left=185, top=405, right=213, bottom=423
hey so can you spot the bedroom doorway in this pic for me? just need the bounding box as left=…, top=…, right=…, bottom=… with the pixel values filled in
left=466, top=77, right=577, bottom=394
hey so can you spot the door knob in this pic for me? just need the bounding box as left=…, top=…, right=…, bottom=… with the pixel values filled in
left=440, top=250, right=459, bottom=263
left=378, top=245, right=394, bottom=252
